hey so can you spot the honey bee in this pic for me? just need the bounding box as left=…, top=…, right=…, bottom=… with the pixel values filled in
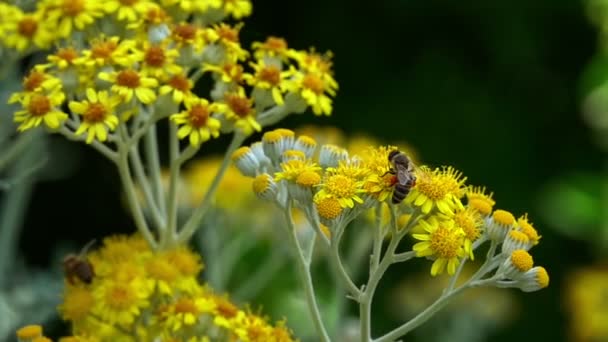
left=63, top=240, right=96, bottom=285
left=387, top=150, right=416, bottom=204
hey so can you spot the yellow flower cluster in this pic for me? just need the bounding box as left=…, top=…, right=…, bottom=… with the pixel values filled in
left=5, top=0, right=338, bottom=146
left=232, top=128, right=549, bottom=289
left=53, top=234, right=296, bottom=342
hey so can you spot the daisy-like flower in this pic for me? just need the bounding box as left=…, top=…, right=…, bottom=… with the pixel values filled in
left=222, top=87, right=261, bottom=136
left=138, top=41, right=182, bottom=80
left=245, top=59, right=293, bottom=105
left=203, top=62, right=247, bottom=84
left=104, top=0, right=154, bottom=22
left=222, top=0, right=253, bottom=19
left=69, top=89, right=121, bottom=143
left=59, top=284, right=95, bottom=322
left=285, top=71, right=338, bottom=116
left=159, top=72, right=194, bottom=103
left=466, top=185, right=495, bottom=216
left=161, top=296, right=216, bottom=332
left=314, top=166, right=367, bottom=209
left=212, top=23, right=249, bottom=62
left=92, top=279, right=151, bottom=326
left=252, top=36, right=292, bottom=61
left=45, top=47, right=80, bottom=70
left=75, top=36, right=136, bottom=69
left=275, top=158, right=322, bottom=203
left=14, top=90, right=67, bottom=131
left=8, top=70, right=62, bottom=103
left=2, top=9, right=53, bottom=52
left=361, top=145, right=397, bottom=202
left=45, top=0, right=104, bottom=38
left=447, top=206, right=483, bottom=260
left=405, top=166, right=467, bottom=215
left=412, top=216, right=466, bottom=276
left=99, top=69, right=158, bottom=104
left=516, top=213, right=541, bottom=246
left=170, top=96, right=225, bottom=147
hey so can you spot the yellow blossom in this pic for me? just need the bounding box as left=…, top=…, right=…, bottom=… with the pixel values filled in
left=406, top=166, right=466, bottom=215
left=170, top=96, right=225, bottom=147
left=99, top=69, right=158, bottom=104
left=69, top=89, right=121, bottom=143
left=14, top=90, right=67, bottom=131
left=412, top=216, right=466, bottom=276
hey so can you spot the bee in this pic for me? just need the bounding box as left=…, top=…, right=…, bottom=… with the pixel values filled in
left=387, top=149, right=416, bottom=204
left=63, top=240, right=96, bottom=285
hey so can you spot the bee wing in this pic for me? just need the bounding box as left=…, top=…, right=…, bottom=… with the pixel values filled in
left=395, top=164, right=410, bottom=184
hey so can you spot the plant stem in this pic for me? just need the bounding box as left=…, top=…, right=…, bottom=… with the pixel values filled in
left=330, top=222, right=362, bottom=300
left=58, top=126, right=117, bottom=162
left=177, top=132, right=245, bottom=244
left=129, top=145, right=165, bottom=231
left=144, top=122, right=166, bottom=219
left=284, top=203, right=331, bottom=342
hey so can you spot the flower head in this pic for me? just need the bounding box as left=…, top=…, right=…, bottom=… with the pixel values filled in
left=406, top=166, right=466, bottom=215
left=14, top=90, right=67, bottom=131
left=412, top=216, right=466, bottom=276
left=99, top=68, right=158, bottom=104
left=170, top=96, right=225, bottom=147
left=69, top=89, right=121, bottom=143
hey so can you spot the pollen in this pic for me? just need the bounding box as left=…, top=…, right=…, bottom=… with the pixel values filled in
left=28, top=94, right=52, bottom=116
left=84, top=103, right=107, bottom=123
left=253, top=174, right=272, bottom=194
left=116, top=70, right=141, bottom=88
left=144, top=46, right=166, bottom=67
left=259, top=66, right=281, bottom=85
left=536, top=266, right=550, bottom=288
left=316, top=197, right=343, bottom=220
left=62, top=0, right=85, bottom=16
left=174, top=23, right=197, bottom=41
left=226, top=93, right=253, bottom=118
left=18, top=17, right=38, bottom=37
left=429, top=224, right=463, bottom=259
left=23, top=71, right=46, bottom=91
left=188, top=104, right=210, bottom=127
left=493, top=209, right=515, bottom=226
left=296, top=170, right=321, bottom=187
left=468, top=198, right=492, bottom=215
left=325, top=174, right=357, bottom=198
left=16, top=325, right=42, bottom=339
left=168, top=75, right=191, bottom=92
left=510, top=250, right=533, bottom=272
left=302, top=74, right=324, bottom=94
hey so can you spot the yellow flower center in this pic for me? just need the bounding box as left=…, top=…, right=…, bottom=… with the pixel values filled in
left=91, top=40, right=117, bottom=59
left=417, top=172, right=460, bottom=201
left=84, top=103, right=107, bottom=123
left=174, top=24, right=197, bottom=41
left=253, top=174, right=271, bottom=194
left=18, top=17, right=38, bottom=37
left=28, top=94, right=51, bottom=116
left=174, top=298, right=198, bottom=314
left=296, top=170, right=321, bottom=187
left=226, top=93, right=253, bottom=118
left=62, top=0, right=85, bottom=16
left=302, top=74, right=324, bottom=94
left=536, top=267, right=550, bottom=288
left=508, top=230, right=529, bottom=243
left=510, top=250, right=533, bottom=272
left=429, top=225, right=462, bottom=259
left=105, top=283, right=136, bottom=310
left=168, top=75, right=191, bottom=92
left=222, top=63, right=244, bottom=82
left=468, top=198, right=492, bottom=215
left=316, top=197, right=342, bottom=219
left=188, top=104, right=209, bottom=128
left=116, top=70, right=141, bottom=88
left=259, top=66, right=281, bottom=85
left=56, top=47, right=78, bottom=63
left=325, top=174, right=356, bottom=198
left=493, top=209, right=515, bottom=226
left=144, top=46, right=166, bottom=67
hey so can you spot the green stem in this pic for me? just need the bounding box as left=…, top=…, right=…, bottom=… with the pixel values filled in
left=177, top=132, right=245, bottom=244
left=284, top=203, right=331, bottom=342
left=59, top=126, right=118, bottom=162
left=129, top=145, right=165, bottom=231
left=330, top=222, right=362, bottom=300
left=144, top=122, right=166, bottom=219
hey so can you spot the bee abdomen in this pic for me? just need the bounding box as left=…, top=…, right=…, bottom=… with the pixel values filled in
left=392, top=185, right=410, bottom=204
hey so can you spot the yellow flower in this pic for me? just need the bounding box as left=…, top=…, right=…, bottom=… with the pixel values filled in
left=45, top=47, right=81, bottom=70
left=14, top=90, right=67, bottom=131
left=565, top=266, right=608, bottom=342
left=360, top=145, right=397, bottom=202
left=412, top=216, right=466, bottom=276
left=45, top=0, right=104, bottom=38
left=92, top=279, right=150, bottom=326
left=211, top=23, right=249, bottom=61
left=466, top=185, right=495, bottom=216
left=170, top=96, right=224, bottom=147
left=69, top=89, right=121, bottom=143
left=245, top=59, right=293, bottom=105
left=516, top=213, right=541, bottom=246
left=286, top=71, right=338, bottom=116
left=448, top=206, right=483, bottom=260
left=138, top=41, right=182, bottom=79
left=59, top=284, right=95, bottom=322
left=8, top=70, right=62, bottom=103
left=2, top=9, right=53, bottom=52
left=99, top=69, right=158, bottom=104
left=170, top=22, right=205, bottom=50
left=75, top=36, right=136, bottom=69
left=161, top=296, right=216, bottom=331
left=314, top=167, right=367, bottom=209
left=222, top=87, right=261, bottom=135
left=159, top=72, right=194, bottom=103
left=406, top=166, right=466, bottom=215
left=275, top=159, right=322, bottom=182
left=222, top=0, right=253, bottom=19
left=203, top=62, right=247, bottom=84
left=252, top=36, right=291, bottom=61
left=16, top=325, right=43, bottom=340
left=104, top=0, right=154, bottom=22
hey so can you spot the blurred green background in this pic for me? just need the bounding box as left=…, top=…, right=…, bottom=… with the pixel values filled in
left=16, top=0, right=606, bottom=341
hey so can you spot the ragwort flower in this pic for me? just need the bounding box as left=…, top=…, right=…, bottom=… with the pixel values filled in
left=406, top=166, right=466, bottom=215
left=412, top=216, right=466, bottom=276
left=68, top=89, right=121, bottom=143
left=14, top=90, right=67, bottom=131
left=170, top=96, right=225, bottom=147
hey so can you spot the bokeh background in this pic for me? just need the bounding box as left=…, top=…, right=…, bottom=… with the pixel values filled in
left=10, top=0, right=607, bottom=341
